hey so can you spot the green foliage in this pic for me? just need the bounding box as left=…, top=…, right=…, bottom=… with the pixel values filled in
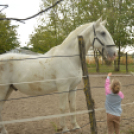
left=28, top=26, right=61, bottom=53
left=0, top=13, right=19, bottom=54
left=105, top=0, right=134, bottom=47
left=20, top=46, right=32, bottom=50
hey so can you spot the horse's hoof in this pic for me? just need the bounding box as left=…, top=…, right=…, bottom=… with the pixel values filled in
left=63, top=132, right=71, bottom=134
left=56, top=130, right=71, bottom=134
left=57, top=128, right=63, bottom=132
left=62, top=129, right=71, bottom=134
left=56, top=128, right=71, bottom=134
left=72, top=128, right=82, bottom=134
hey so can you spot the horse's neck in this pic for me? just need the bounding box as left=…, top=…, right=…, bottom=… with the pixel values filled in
left=60, top=23, right=93, bottom=55
left=80, top=23, right=93, bottom=54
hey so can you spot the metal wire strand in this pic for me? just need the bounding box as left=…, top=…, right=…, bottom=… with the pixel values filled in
left=0, top=54, right=79, bottom=62
left=0, top=77, right=134, bottom=102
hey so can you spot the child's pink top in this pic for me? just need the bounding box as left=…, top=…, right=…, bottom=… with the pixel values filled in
left=105, top=77, right=124, bottom=116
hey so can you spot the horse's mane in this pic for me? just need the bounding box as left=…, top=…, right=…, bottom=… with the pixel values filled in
left=73, top=22, right=93, bottom=35
left=44, top=45, right=59, bottom=56
left=61, top=22, right=94, bottom=46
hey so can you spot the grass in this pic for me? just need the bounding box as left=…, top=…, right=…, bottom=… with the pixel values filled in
left=86, top=55, right=134, bottom=74
left=50, top=122, right=58, bottom=132
left=87, top=63, right=134, bottom=74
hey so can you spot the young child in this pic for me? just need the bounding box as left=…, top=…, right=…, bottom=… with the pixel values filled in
left=105, top=72, right=124, bottom=134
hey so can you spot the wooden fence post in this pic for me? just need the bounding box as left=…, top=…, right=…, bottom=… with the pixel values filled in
left=126, top=52, right=128, bottom=73
left=78, top=36, right=97, bottom=134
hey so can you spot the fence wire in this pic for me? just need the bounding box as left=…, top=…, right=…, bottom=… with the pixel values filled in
left=0, top=74, right=133, bottom=102
left=1, top=101, right=134, bottom=133
left=0, top=54, right=80, bottom=62
left=1, top=101, right=134, bottom=125
left=0, top=53, right=132, bottom=62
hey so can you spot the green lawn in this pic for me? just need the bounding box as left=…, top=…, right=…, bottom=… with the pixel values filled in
left=87, top=64, right=134, bottom=74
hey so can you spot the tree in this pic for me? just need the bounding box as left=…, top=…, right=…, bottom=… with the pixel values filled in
left=0, top=13, right=19, bottom=54
left=104, top=0, right=134, bottom=71
left=28, top=26, right=59, bottom=53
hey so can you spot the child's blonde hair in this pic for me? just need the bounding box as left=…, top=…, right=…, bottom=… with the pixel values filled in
left=110, top=79, right=121, bottom=94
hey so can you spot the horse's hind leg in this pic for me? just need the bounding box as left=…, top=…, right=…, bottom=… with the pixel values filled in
left=0, top=86, right=13, bottom=134
left=59, top=92, right=70, bottom=133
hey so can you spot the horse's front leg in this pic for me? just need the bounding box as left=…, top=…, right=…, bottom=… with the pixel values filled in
left=59, top=91, right=70, bottom=133
left=69, top=88, right=81, bottom=133
left=0, top=86, right=12, bottom=134
left=0, top=114, right=8, bottom=134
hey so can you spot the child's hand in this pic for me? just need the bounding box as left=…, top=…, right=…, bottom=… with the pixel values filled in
left=108, top=72, right=112, bottom=77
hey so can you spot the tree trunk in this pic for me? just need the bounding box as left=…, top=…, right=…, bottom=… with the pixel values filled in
left=117, top=0, right=122, bottom=72
left=94, top=51, right=99, bottom=73
left=117, top=43, right=121, bottom=71
left=114, top=59, right=118, bottom=71
left=126, top=52, right=128, bottom=73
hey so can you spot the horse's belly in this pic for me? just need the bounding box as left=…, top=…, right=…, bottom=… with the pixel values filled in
left=14, top=82, right=57, bottom=95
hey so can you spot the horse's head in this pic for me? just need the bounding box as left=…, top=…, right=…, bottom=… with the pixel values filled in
left=91, top=18, right=117, bottom=64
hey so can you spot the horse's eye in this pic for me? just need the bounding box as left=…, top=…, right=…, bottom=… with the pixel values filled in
left=101, top=32, right=106, bottom=36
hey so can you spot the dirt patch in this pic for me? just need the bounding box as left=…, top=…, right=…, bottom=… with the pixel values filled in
left=2, top=75, right=134, bottom=134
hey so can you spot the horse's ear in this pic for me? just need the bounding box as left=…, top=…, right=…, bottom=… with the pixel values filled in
left=101, top=20, right=107, bottom=26
left=95, top=17, right=102, bottom=27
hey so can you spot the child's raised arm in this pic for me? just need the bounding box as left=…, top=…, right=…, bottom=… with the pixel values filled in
left=105, top=73, right=112, bottom=95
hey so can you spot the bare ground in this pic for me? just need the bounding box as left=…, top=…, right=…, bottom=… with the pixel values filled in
left=2, top=75, right=134, bottom=134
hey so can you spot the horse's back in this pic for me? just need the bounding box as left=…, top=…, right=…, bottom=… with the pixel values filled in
left=0, top=53, right=58, bottom=95
left=0, top=53, right=46, bottom=81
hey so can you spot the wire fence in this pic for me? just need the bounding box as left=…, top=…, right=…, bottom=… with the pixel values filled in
left=1, top=100, right=134, bottom=132
left=2, top=94, right=134, bottom=133
left=0, top=71, right=133, bottom=134
left=0, top=74, right=133, bottom=102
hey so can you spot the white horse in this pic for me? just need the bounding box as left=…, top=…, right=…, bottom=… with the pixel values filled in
left=0, top=18, right=116, bottom=134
